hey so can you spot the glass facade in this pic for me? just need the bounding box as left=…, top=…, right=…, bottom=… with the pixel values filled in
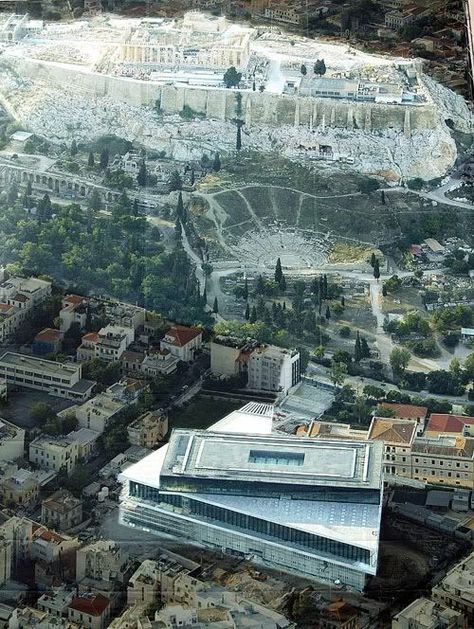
left=158, top=477, right=380, bottom=503
left=128, top=481, right=370, bottom=565
left=248, top=450, right=305, bottom=466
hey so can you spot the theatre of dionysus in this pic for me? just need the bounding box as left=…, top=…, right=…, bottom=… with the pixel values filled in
left=0, top=11, right=472, bottom=180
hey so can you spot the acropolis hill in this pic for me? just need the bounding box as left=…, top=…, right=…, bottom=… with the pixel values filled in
left=0, top=11, right=472, bottom=181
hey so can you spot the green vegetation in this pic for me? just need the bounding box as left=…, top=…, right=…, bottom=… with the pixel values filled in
left=0, top=194, right=210, bottom=325
left=169, top=396, right=241, bottom=430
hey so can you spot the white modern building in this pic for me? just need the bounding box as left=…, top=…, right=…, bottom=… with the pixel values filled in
left=0, top=418, right=25, bottom=462
left=247, top=345, right=301, bottom=396
left=0, top=352, right=95, bottom=401
left=119, top=403, right=384, bottom=590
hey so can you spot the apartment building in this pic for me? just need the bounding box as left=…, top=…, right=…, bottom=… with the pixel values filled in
left=0, top=274, right=51, bottom=343
left=127, top=559, right=160, bottom=607
left=32, top=328, right=63, bottom=357
left=68, top=594, right=110, bottom=629
left=127, top=410, right=169, bottom=448
left=0, top=468, right=39, bottom=506
left=0, top=535, right=11, bottom=588
left=411, top=436, right=474, bottom=488
left=160, top=325, right=202, bottom=362
left=0, top=352, right=95, bottom=401
left=0, top=417, right=24, bottom=461
left=41, top=490, right=83, bottom=531
left=247, top=344, right=301, bottom=396
left=385, top=5, right=431, bottom=29
left=432, top=551, right=474, bottom=623
left=392, top=597, right=464, bottom=628
left=37, top=587, right=75, bottom=618
left=73, top=393, right=127, bottom=434
left=368, top=418, right=417, bottom=479
left=76, top=540, right=129, bottom=585
left=29, top=435, right=79, bottom=475
left=77, top=326, right=134, bottom=363
left=59, top=294, right=88, bottom=333
left=210, top=336, right=257, bottom=378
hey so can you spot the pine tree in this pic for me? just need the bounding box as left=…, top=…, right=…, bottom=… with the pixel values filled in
left=190, top=169, right=195, bottom=186
left=137, top=161, right=147, bottom=187
left=213, top=153, right=221, bottom=172
left=301, top=64, right=307, bottom=75
left=70, top=140, right=78, bottom=156
left=250, top=305, right=257, bottom=323
left=236, top=124, right=242, bottom=151
left=341, top=295, right=345, bottom=307
left=325, top=305, right=331, bottom=320
left=381, top=190, right=386, bottom=205
left=279, top=273, right=286, bottom=293
left=213, top=297, right=219, bottom=314
left=88, top=152, right=95, bottom=167
left=244, top=302, right=250, bottom=320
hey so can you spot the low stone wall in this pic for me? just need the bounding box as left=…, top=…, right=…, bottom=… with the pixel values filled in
left=4, top=56, right=439, bottom=133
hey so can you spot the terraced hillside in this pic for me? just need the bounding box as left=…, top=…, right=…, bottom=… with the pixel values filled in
left=190, top=154, right=470, bottom=264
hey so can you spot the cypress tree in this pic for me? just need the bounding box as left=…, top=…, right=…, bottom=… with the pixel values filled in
left=279, top=273, right=286, bottom=293
left=373, top=258, right=380, bottom=280
left=244, top=302, right=250, bottom=320
left=213, top=153, right=221, bottom=172
left=370, top=252, right=376, bottom=267
left=88, top=152, right=95, bottom=167
left=213, top=297, right=219, bottom=314
left=250, top=305, right=257, bottom=323
left=275, top=258, right=283, bottom=284
left=361, top=337, right=371, bottom=359
left=243, top=277, right=248, bottom=301
left=354, top=331, right=362, bottom=362
left=236, top=124, right=242, bottom=151
left=325, top=305, right=331, bottom=320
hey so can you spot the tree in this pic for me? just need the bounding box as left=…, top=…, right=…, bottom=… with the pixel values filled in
left=464, top=353, right=474, bottom=381
left=236, top=124, right=242, bottom=151
left=243, top=278, right=248, bottom=301
left=279, top=274, right=286, bottom=293
left=250, top=305, right=257, bottom=323
left=330, top=360, right=347, bottom=388
left=88, top=152, right=95, bottom=167
left=382, top=284, right=388, bottom=297
left=176, top=191, right=185, bottom=221
left=99, top=147, right=109, bottom=169
left=169, top=171, right=183, bottom=191
left=390, top=347, right=411, bottom=376
left=175, top=217, right=182, bottom=242
left=275, top=258, right=283, bottom=284
left=30, top=402, right=56, bottom=425
left=244, top=302, right=250, bottom=320
left=370, top=252, right=376, bottom=268
left=213, top=297, right=219, bottom=314
left=361, top=337, right=371, bottom=359
left=89, top=189, right=102, bottom=212
left=301, top=64, right=307, bottom=76
left=354, top=331, right=362, bottom=362
left=70, top=140, right=78, bottom=156
left=213, top=153, right=221, bottom=172
left=255, top=275, right=265, bottom=295
left=373, top=258, right=380, bottom=280
left=137, top=161, right=147, bottom=187
left=325, top=305, right=331, bottom=320
left=223, top=66, right=242, bottom=88
left=314, top=59, right=326, bottom=75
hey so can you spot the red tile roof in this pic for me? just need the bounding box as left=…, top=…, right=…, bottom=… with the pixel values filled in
left=427, top=414, right=474, bottom=435
left=82, top=332, right=99, bottom=343
left=70, top=594, right=110, bottom=617
left=164, top=325, right=202, bottom=347
left=0, top=304, right=13, bottom=313
left=35, top=328, right=61, bottom=343
left=12, top=293, right=29, bottom=303
left=380, top=403, right=428, bottom=420
left=369, top=418, right=417, bottom=445
left=63, top=294, right=86, bottom=306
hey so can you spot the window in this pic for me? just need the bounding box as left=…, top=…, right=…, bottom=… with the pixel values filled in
left=248, top=450, right=304, bottom=467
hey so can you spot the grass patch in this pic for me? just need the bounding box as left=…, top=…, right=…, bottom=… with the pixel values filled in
left=168, top=396, right=242, bottom=430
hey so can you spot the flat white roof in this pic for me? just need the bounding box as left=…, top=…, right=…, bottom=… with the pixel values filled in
left=119, top=401, right=273, bottom=489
